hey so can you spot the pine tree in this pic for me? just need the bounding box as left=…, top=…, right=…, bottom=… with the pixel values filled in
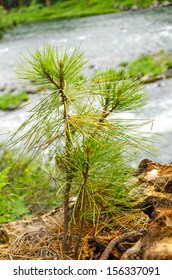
left=11, top=45, right=155, bottom=256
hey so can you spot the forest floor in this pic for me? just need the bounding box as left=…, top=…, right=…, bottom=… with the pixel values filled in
left=0, top=158, right=172, bottom=260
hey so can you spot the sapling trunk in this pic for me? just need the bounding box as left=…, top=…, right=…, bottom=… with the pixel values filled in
left=58, top=61, right=73, bottom=252
left=63, top=175, right=72, bottom=252
left=74, top=147, right=90, bottom=257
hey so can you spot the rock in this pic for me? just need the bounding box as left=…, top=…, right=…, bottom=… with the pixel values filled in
left=88, top=64, right=95, bottom=69
left=138, top=158, right=172, bottom=193
left=7, top=105, right=19, bottom=111
left=138, top=195, right=172, bottom=218
left=113, top=4, right=119, bottom=9
left=151, top=1, right=159, bottom=8
left=162, top=1, right=171, bottom=7
left=120, top=5, right=129, bottom=11
left=0, top=86, right=6, bottom=92
left=131, top=5, right=139, bottom=11
left=25, top=85, right=42, bottom=94
left=140, top=74, right=161, bottom=83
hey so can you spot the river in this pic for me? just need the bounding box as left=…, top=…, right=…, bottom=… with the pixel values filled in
left=0, top=7, right=172, bottom=163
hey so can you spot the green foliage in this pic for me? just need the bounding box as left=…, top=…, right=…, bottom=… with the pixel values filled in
left=167, top=60, right=172, bottom=68
left=115, top=0, right=153, bottom=9
left=0, top=143, right=60, bottom=223
left=1, top=0, right=172, bottom=38
left=91, top=69, right=148, bottom=110
left=0, top=6, right=6, bottom=39
left=0, top=90, right=28, bottom=110
left=115, top=0, right=172, bottom=9
left=11, top=44, right=156, bottom=255
left=118, top=50, right=172, bottom=81
left=0, top=167, right=9, bottom=189
left=0, top=166, right=29, bottom=223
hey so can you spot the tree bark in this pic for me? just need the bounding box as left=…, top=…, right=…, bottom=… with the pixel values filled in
left=99, top=230, right=145, bottom=260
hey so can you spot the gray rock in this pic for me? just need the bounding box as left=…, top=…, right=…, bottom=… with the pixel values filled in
left=162, top=1, right=171, bottom=7
left=113, top=4, right=119, bottom=9
left=151, top=1, right=159, bottom=8
left=131, top=5, right=139, bottom=11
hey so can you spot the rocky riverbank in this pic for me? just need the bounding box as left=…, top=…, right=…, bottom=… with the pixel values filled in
left=0, top=1, right=172, bottom=41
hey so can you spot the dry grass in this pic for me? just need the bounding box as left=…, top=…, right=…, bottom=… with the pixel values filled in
left=0, top=210, right=147, bottom=260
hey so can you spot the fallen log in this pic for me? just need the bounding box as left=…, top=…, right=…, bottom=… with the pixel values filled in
left=121, top=196, right=172, bottom=260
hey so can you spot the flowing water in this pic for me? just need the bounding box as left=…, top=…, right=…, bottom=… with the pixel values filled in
left=0, top=7, right=172, bottom=162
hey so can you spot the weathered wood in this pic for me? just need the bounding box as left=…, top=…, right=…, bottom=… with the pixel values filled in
left=121, top=207, right=172, bottom=260
left=138, top=159, right=172, bottom=192
left=99, top=230, right=145, bottom=260
left=0, top=207, right=64, bottom=243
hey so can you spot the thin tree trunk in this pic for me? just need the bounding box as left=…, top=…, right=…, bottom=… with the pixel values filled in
left=58, top=61, right=73, bottom=253
left=62, top=175, right=72, bottom=252
left=73, top=149, right=90, bottom=258
left=45, top=0, right=51, bottom=7
left=0, top=0, right=4, bottom=7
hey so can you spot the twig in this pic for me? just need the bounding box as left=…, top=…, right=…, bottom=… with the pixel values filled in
left=99, top=230, right=145, bottom=260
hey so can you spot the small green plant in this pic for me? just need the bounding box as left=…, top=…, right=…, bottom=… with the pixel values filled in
left=0, top=90, right=28, bottom=110
left=0, top=167, right=30, bottom=223
left=118, top=50, right=172, bottom=82
left=0, top=143, right=59, bottom=223
left=11, top=45, right=155, bottom=256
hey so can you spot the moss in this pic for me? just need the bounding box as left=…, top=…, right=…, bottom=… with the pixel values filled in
left=0, top=90, right=28, bottom=110
left=118, top=50, right=172, bottom=82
